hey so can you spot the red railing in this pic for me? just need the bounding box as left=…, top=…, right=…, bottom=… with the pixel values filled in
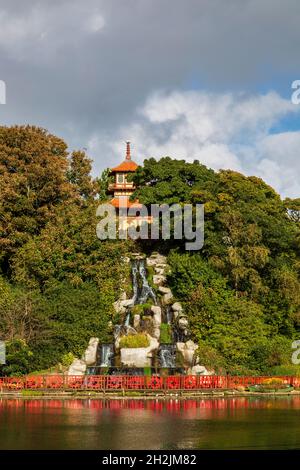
left=0, top=375, right=299, bottom=392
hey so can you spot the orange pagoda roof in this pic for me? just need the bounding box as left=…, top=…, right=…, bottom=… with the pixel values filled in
left=110, top=141, right=138, bottom=172
left=110, top=197, right=142, bottom=209
left=111, top=160, right=138, bottom=172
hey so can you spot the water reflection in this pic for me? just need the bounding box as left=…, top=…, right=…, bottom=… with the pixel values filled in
left=1, top=397, right=300, bottom=449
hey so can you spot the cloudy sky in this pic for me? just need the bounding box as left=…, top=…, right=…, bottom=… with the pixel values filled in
left=0, top=0, right=299, bottom=197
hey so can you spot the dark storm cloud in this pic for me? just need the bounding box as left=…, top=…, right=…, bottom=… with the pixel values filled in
left=0, top=0, right=299, bottom=190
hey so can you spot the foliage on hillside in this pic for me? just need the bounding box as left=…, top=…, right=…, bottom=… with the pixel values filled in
left=0, top=129, right=299, bottom=375
left=133, top=157, right=300, bottom=374
left=0, top=126, right=132, bottom=375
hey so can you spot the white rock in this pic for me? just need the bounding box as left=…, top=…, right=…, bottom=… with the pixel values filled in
left=82, top=337, right=99, bottom=365
left=146, top=258, right=157, bottom=267
left=114, top=298, right=134, bottom=314
left=153, top=274, right=166, bottom=285
left=119, top=291, right=127, bottom=301
left=113, top=300, right=126, bottom=314
left=68, top=359, right=87, bottom=376
left=154, top=267, right=165, bottom=275
left=121, top=299, right=134, bottom=308
left=151, top=306, right=162, bottom=315
left=147, top=254, right=167, bottom=267
left=162, top=292, right=173, bottom=304
left=133, top=314, right=140, bottom=329
left=188, top=365, right=213, bottom=375
left=152, top=327, right=161, bottom=340
left=158, top=286, right=171, bottom=294
left=153, top=311, right=162, bottom=327
left=178, top=317, right=189, bottom=329
left=131, top=253, right=146, bottom=260
left=171, top=302, right=183, bottom=312
left=120, top=335, right=159, bottom=367
left=176, top=340, right=198, bottom=367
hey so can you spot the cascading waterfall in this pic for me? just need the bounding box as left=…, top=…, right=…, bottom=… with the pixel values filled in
left=131, top=260, right=139, bottom=305
left=100, top=255, right=181, bottom=372
left=100, top=344, right=114, bottom=367
left=159, top=344, right=176, bottom=368
left=124, top=312, right=131, bottom=327
left=165, top=306, right=173, bottom=325
left=137, top=259, right=157, bottom=305
left=122, top=258, right=157, bottom=329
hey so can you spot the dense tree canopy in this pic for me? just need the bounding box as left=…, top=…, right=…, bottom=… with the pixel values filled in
left=0, top=126, right=131, bottom=374
left=0, top=129, right=299, bottom=375
left=133, top=157, right=300, bottom=374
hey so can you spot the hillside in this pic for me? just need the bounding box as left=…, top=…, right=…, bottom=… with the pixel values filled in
left=0, top=126, right=299, bottom=375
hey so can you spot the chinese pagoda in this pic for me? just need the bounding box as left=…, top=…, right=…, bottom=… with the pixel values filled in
left=108, top=142, right=152, bottom=230
left=108, top=141, right=141, bottom=210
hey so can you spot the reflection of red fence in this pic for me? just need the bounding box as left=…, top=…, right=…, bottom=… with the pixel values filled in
left=0, top=375, right=299, bottom=391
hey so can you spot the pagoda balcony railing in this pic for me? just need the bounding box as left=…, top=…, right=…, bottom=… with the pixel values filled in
left=108, top=183, right=136, bottom=191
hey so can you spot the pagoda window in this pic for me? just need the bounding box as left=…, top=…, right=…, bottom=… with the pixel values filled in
left=117, top=173, right=124, bottom=184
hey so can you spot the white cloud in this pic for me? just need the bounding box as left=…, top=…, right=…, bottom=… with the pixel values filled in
left=90, top=89, right=300, bottom=198
left=254, top=132, right=300, bottom=198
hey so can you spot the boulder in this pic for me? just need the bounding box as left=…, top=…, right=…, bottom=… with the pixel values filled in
left=68, top=359, right=87, bottom=376
left=131, top=253, right=146, bottom=260
left=121, top=299, right=134, bottom=308
left=153, top=274, right=166, bottom=285
left=158, top=286, right=171, bottom=294
left=162, top=292, right=173, bottom=305
left=133, top=314, right=140, bottom=329
left=120, top=335, right=159, bottom=367
left=154, top=267, right=165, bottom=275
left=146, top=258, right=157, bottom=267
left=113, top=300, right=125, bottom=314
left=113, top=298, right=133, bottom=314
left=119, top=291, right=127, bottom=301
left=152, top=327, right=161, bottom=340
left=176, top=340, right=198, bottom=367
left=151, top=305, right=162, bottom=316
left=178, top=316, right=189, bottom=330
left=152, top=310, right=162, bottom=327
left=171, top=302, right=183, bottom=312
left=82, top=337, right=99, bottom=365
left=188, top=365, right=213, bottom=376
left=147, top=254, right=167, bottom=267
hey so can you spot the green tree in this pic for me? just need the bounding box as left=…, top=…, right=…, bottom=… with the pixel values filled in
left=67, top=150, right=97, bottom=200
left=0, top=125, right=73, bottom=268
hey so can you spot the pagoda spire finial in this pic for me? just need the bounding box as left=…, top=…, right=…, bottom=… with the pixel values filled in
left=126, top=141, right=131, bottom=160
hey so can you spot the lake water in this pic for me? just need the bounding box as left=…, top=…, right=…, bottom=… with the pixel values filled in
left=0, top=396, right=300, bottom=449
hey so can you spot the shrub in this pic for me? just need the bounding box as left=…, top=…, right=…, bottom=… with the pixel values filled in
left=260, top=377, right=289, bottom=391
left=131, top=303, right=153, bottom=316
left=262, top=377, right=284, bottom=386
left=160, top=323, right=172, bottom=344
left=269, top=364, right=300, bottom=376
left=61, top=352, right=75, bottom=367
left=195, top=341, right=226, bottom=373
left=2, top=339, right=33, bottom=376
left=119, top=333, right=150, bottom=348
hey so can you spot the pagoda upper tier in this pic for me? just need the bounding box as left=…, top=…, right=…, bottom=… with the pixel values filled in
left=108, top=142, right=141, bottom=208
